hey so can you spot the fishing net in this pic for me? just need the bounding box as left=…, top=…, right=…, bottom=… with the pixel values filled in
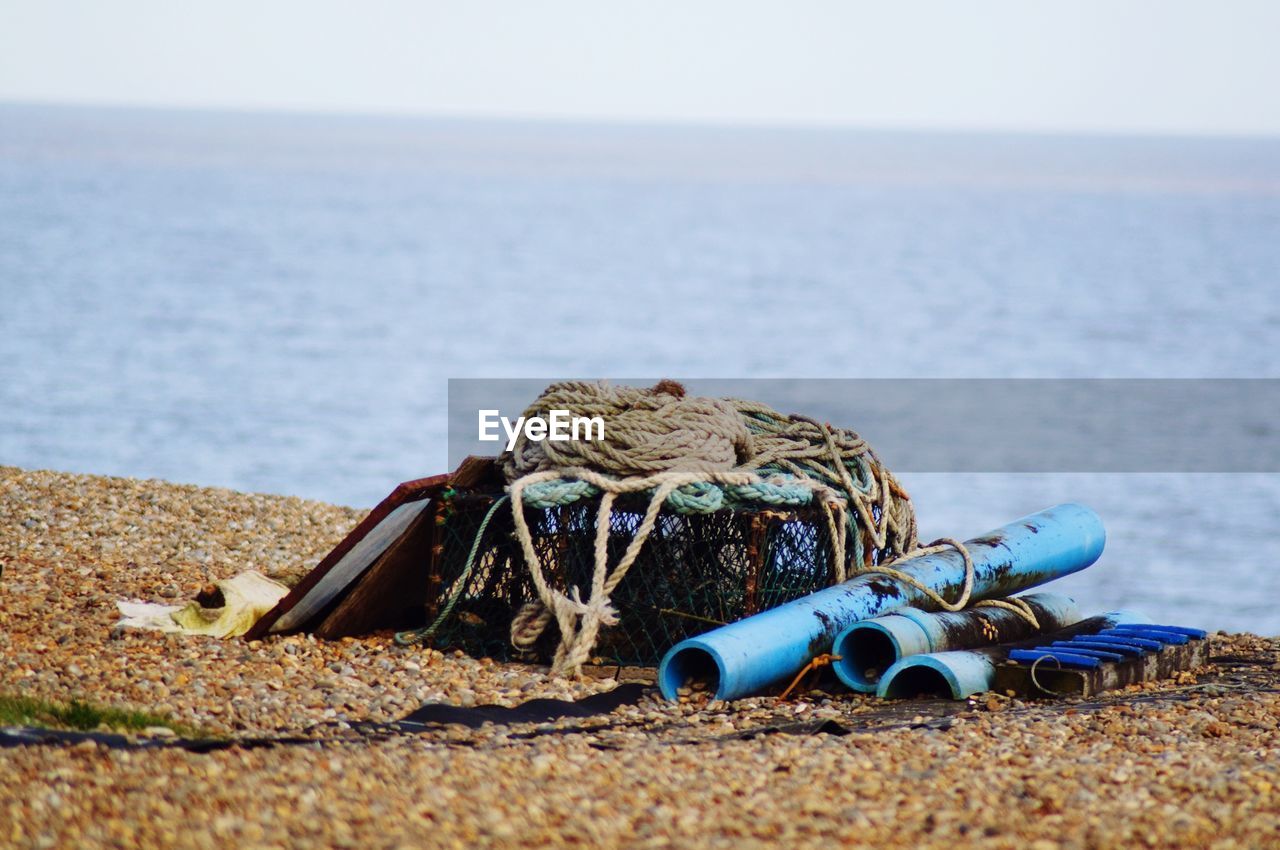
left=419, top=488, right=891, bottom=666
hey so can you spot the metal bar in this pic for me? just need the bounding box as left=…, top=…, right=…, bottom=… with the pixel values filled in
left=423, top=497, right=449, bottom=622
left=742, top=513, right=768, bottom=615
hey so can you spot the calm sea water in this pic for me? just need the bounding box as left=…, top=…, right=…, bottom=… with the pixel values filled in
left=2, top=103, right=1278, bottom=633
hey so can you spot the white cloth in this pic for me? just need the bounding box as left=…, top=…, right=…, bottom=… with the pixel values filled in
left=115, top=570, right=289, bottom=638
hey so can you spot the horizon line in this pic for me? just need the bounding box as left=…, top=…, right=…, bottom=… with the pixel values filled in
left=4, top=95, right=1279, bottom=144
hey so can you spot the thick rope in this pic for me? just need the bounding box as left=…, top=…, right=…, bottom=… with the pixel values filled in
left=869, top=538, right=1040, bottom=628
left=502, top=381, right=916, bottom=557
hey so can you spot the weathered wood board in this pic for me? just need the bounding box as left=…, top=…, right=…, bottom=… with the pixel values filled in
left=993, top=638, right=1208, bottom=699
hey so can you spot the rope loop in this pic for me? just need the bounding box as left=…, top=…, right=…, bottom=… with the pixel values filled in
left=864, top=537, right=1039, bottom=629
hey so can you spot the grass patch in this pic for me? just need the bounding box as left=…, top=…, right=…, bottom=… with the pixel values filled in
left=0, top=693, right=197, bottom=736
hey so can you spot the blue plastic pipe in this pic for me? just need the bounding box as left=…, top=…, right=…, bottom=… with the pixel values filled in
left=658, top=503, right=1106, bottom=701
left=831, top=592, right=1082, bottom=692
left=875, top=609, right=1150, bottom=699
left=1008, top=649, right=1102, bottom=669
left=877, top=650, right=1002, bottom=698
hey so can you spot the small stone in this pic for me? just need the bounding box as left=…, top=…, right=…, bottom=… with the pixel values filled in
left=1, top=466, right=1276, bottom=850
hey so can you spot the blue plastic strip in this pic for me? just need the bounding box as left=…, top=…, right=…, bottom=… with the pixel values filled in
left=1008, top=649, right=1101, bottom=669
left=1081, top=634, right=1163, bottom=651
left=1067, top=637, right=1147, bottom=657
left=1110, top=627, right=1193, bottom=644
left=1103, top=628, right=1189, bottom=645
left=1115, top=623, right=1207, bottom=639
left=1045, top=643, right=1125, bottom=661
left=1097, top=630, right=1170, bottom=648
left=1136, top=631, right=1191, bottom=644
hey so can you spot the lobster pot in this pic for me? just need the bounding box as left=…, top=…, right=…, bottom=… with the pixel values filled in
left=424, top=489, right=883, bottom=666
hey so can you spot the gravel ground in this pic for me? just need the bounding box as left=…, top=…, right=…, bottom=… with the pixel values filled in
left=2, top=466, right=1278, bottom=849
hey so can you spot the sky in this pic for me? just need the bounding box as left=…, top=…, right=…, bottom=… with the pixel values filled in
left=2, top=0, right=1278, bottom=136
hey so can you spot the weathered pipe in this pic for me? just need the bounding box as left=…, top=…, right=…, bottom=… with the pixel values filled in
left=657, top=503, right=1106, bottom=701
left=831, top=592, right=1083, bottom=693
left=876, top=609, right=1151, bottom=699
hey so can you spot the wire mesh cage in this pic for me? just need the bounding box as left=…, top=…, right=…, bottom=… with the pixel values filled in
left=421, top=487, right=882, bottom=666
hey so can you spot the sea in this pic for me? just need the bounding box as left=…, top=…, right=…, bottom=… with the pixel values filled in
left=2, top=102, right=1278, bottom=634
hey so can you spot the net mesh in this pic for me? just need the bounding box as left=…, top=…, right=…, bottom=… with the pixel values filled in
left=421, top=488, right=885, bottom=666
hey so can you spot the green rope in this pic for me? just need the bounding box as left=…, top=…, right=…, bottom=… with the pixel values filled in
left=522, top=478, right=597, bottom=509
left=520, top=474, right=819, bottom=514
left=394, top=494, right=509, bottom=647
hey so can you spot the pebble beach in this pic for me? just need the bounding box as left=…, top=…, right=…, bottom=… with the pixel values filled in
left=3, top=465, right=1278, bottom=849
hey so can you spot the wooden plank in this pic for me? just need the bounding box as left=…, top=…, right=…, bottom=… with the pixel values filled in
left=314, top=501, right=439, bottom=638
left=450, top=454, right=503, bottom=490
left=992, top=638, right=1208, bottom=698
left=275, top=497, right=435, bottom=632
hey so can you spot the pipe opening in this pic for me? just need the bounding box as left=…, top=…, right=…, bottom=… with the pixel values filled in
left=658, top=646, right=723, bottom=700
left=834, top=627, right=898, bottom=690
left=881, top=665, right=956, bottom=700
